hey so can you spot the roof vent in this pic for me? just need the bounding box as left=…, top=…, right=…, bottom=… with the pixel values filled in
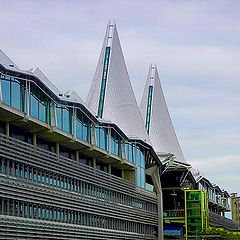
left=64, top=91, right=70, bottom=98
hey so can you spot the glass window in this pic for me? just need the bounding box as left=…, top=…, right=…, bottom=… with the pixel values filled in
left=1, top=75, right=25, bottom=111
left=56, top=107, right=62, bottom=129
left=76, top=110, right=89, bottom=141
left=30, top=84, right=48, bottom=122
left=39, top=101, right=46, bottom=122
left=30, top=95, right=38, bottom=118
left=1, top=78, right=11, bottom=105
left=135, top=147, right=146, bottom=188
left=95, top=126, right=108, bottom=151
left=125, top=143, right=134, bottom=163
left=56, top=105, right=72, bottom=134
left=11, top=80, right=21, bottom=110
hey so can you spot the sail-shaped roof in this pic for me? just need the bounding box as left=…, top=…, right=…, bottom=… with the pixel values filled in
left=87, top=21, right=150, bottom=143
left=140, top=64, right=186, bottom=163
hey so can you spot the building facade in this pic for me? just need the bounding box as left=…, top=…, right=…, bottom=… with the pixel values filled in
left=231, top=193, right=240, bottom=225
left=0, top=21, right=238, bottom=239
left=0, top=33, right=161, bottom=239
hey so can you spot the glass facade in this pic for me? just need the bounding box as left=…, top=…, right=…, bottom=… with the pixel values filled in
left=136, top=147, right=145, bottom=188
left=125, top=142, right=135, bottom=163
left=76, top=109, right=90, bottom=142
left=30, top=83, right=49, bottom=122
left=56, top=104, right=73, bottom=134
left=110, top=130, right=121, bottom=157
left=95, top=126, right=108, bottom=151
left=0, top=74, right=26, bottom=111
left=0, top=71, right=152, bottom=192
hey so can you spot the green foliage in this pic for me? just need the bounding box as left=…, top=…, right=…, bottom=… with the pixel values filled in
left=200, top=227, right=240, bottom=240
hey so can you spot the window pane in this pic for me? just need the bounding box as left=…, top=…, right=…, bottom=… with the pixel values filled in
left=82, top=124, right=88, bottom=141
left=140, top=167, right=145, bottom=188
left=1, top=80, right=10, bottom=105
left=76, top=120, right=83, bottom=139
left=62, top=108, right=70, bottom=133
left=39, top=101, right=46, bottom=122
left=30, top=95, right=38, bottom=119
left=136, top=166, right=141, bottom=187
left=56, top=107, right=62, bottom=129
left=11, top=80, right=21, bottom=110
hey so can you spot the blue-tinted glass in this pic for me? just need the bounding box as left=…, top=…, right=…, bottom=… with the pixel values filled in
left=111, top=138, right=115, bottom=155
left=126, top=144, right=133, bottom=163
left=140, top=151, right=145, bottom=167
left=136, top=148, right=141, bottom=166
left=62, top=108, right=70, bottom=133
left=76, top=120, right=83, bottom=139
left=99, top=128, right=104, bottom=149
left=56, top=107, right=62, bottom=129
left=39, top=101, right=46, bottom=122
left=95, top=127, right=100, bottom=146
left=11, top=80, right=21, bottom=110
left=99, top=128, right=105, bottom=149
left=1, top=80, right=10, bottom=105
left=30, top=95, right=38, bottom=119
left=136, top=166, right=141, bottom=187
left=140, top=167, right=145, bottom=188
left=82, top=124, right=88, bottom=141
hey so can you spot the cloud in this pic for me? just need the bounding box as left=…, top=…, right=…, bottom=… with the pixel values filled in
left=189, top=155, right=240, bottom=194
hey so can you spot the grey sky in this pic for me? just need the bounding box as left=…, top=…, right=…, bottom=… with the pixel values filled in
left=1, top=0, right=240, bottom=194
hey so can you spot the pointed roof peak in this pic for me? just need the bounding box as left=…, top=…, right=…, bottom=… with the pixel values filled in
left=140, top=64, right=186, bottom=163
left=87, top=22, right=151, bottom=143
left=108, top=19, right=116, bottom=26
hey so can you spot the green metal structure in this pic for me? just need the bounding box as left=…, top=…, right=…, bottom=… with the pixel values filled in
left=184, top=190, right=209, bottom=239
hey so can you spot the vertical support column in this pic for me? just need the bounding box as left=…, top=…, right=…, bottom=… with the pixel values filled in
left=146, top=165, right=164, bottom=240
left=108, top=127, right=111, bottom=154
left=121, top=170, right=125, bottom=179
left=51, top=103, right=57, bottom=127
left=26, top=81, right=30, bottom=117
left=121, top=140, right=126, bottom=160
left=73, top=107, right=77, bottom=139
left=76, top=150, right=79, bottom=162
left=0, top=73, right=2, bottom=102
left=56, top=142, right=60, bottom=155
left=33, top=133, right=37, bottom=147
left=108, top=164, right=112, bottom=175
left=93, top=158, right=97, bottom=170
left=90, top=124, right=96, bottom=146
left=5, top=122, right=10, bottom=137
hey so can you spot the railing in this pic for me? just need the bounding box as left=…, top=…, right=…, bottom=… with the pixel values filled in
left=163, top=209, right=185, bottom=218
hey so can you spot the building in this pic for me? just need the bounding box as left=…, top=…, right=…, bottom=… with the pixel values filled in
left=0, top=22, right=163, bottom=239
left=231, top=193, right=240, bottom=225
left=0, top=20, right=238, bottom=240
left=139, top=63, right=238, bottom=238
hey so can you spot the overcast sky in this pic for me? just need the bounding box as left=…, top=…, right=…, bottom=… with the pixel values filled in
left=1, top=0, right=240, bottom=195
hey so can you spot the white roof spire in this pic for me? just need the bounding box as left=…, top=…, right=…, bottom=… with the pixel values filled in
left=140, top=64, right=186, bottom=163
left=87, top=21, right=150, bottom=143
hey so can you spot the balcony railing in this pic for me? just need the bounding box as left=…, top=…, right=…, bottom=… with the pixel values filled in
left=163, top=209, right=185, bottom=218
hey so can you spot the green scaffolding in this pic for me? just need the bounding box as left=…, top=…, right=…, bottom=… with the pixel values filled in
left=185, top=190, right=209, bottom=239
